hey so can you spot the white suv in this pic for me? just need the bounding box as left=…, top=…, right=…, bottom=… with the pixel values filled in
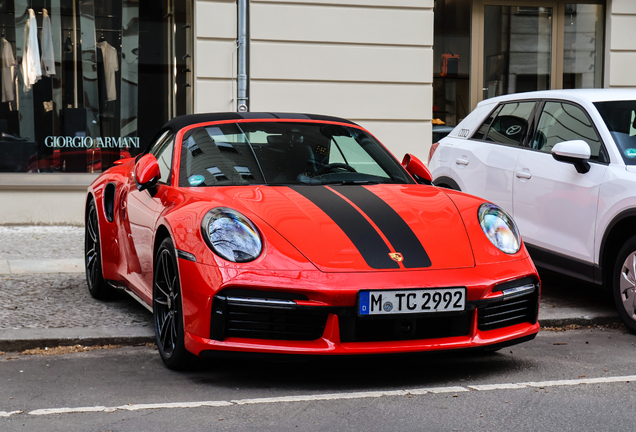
left=429, top=89, right=636, bottom=333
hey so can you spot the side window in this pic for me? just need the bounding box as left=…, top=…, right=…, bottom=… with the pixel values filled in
left=484, top=102, right=536, bottom=146
left=149, top=131, right=175, bottom=184
left=533, top=102, right=602, bottom=160
left=472, top=105, right=502, bottom=140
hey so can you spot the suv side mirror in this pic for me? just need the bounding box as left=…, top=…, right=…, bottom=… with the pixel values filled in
left=135, top=154, right=161, bottom=192
left=551, top=140, right=591, bottom=174
left=402, top=154, right=433, bottom=185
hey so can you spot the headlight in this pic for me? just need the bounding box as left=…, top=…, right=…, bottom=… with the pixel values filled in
left=478, top=203, right=520, bottom=254
left=201, top=208, right=262, bottom=263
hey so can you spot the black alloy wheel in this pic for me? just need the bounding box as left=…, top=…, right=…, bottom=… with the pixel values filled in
left=85, top=200, right=113, bottom=299
left=613, top=236, right=636, bottom=334
left=153, top=237, right=197, bottom=370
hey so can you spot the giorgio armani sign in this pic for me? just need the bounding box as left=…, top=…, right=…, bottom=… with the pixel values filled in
left=44, top=136, right=141, bottom=149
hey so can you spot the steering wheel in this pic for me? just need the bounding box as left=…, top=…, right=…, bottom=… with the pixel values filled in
left=315, top=163, right=357, bottom=175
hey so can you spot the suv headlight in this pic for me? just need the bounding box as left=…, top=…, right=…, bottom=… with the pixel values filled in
left=478, top=203, right=520, bottom=254
left=201, top=208, right=262, bottom=263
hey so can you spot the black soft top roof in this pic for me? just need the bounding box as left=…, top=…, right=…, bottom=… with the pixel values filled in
left=162, top=112, right=357, bottom=133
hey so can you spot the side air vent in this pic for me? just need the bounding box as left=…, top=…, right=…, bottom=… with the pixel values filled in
left=104, top=183, right=116, bottom=223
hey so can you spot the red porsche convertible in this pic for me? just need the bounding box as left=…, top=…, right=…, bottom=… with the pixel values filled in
left=85, top=113, right=540, bottom=369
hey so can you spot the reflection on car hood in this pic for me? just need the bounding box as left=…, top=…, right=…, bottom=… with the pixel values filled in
left=227, top=184, right=475, bottom=272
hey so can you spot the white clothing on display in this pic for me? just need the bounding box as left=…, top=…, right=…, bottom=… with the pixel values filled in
left=1, top=37, right=16, bottom=103
left=97, top=41, right=119, bottom=102
left=22, top=8, right=42, bottom=91
left=41, top=9, right=56, bottom=76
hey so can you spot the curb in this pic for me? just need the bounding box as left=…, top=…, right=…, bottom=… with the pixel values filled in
left=0, top=259, right=85, bottom=275
left=539, top=315, right=622, bottom=329
left=0, top=328, right=155, bottom=352
left=0, top=336, right=155, bottom=352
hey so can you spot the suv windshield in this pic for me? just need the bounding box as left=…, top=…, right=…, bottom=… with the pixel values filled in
left=594, top=101, right=636, bottom=165
left=177, top=122, right=413, bottom=187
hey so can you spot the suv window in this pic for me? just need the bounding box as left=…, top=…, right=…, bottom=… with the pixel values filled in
left=486, top=102, right=535, bottom=146
left=533, top=101, right=602, bottom=160
left=473, top=102, right=535, bottom=146
left=594, top=100, right=636, bottom=165
left=149, top=131, right=175, bottom=184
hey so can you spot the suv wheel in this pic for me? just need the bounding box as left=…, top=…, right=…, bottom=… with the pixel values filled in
left=613, top=236, right=636, bottom=334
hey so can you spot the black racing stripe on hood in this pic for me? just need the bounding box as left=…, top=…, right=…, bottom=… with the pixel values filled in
left=291, top=186, right=400, bottom=269
left=333, top=186, right=432, bottom=268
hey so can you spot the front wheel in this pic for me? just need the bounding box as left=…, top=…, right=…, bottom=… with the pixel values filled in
left=85, top=199, right=114, bottom=299
left=153, top=237, right=197, bottom=370
left=613, top=236, right=636, bottom=334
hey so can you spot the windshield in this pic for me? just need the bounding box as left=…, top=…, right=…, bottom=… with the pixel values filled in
left=594, top=100, right=636, bottom=165
left=177, top=122, right=414, bottom=187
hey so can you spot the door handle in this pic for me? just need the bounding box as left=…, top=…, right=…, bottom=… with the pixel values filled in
left=456, top=157, right=469, bottom=166
left=515, top=171, right=532, bottom=179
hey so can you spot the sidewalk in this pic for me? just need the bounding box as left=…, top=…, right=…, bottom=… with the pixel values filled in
left=0, top=226, right=622, bottom=352
left=1, top=226, right=154, bottom=351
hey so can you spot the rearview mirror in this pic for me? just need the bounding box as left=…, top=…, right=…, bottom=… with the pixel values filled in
left=402, top=154, right=433, bottom=185
left=551, top=140, right=591, bottom=174
left=135, top=154, right=161, bottom=192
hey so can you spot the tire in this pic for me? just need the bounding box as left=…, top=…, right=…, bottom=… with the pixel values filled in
left=613, top=236, right=636, bottom=334
left=153, top=237, right=197, bottom=370
left=85, top=200, right=114, bottom=299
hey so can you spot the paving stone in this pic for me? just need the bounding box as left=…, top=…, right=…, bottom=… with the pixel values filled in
left=0, top=226, right=84, bottom=261
left=7, top=259, right=85, bottom=274
left=0, top=273, right=152, bottom=330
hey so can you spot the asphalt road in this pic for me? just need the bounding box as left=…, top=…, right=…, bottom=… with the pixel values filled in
left=1, top=327, right=635, bottom=431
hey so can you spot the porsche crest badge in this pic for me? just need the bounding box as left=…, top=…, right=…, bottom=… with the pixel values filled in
left=389, top=252, right=404, bottom=262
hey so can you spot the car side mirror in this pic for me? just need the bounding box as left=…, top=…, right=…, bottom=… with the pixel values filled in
left=135, top=154, right=161, bottom=192
left=113, top=157, right=134, bottom=166
left=402, top=153, right=433, bottom=185
left=551, top=140, right=591, bottom=174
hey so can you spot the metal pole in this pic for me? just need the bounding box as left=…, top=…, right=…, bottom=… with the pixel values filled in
left=237, top=0, right=248, bottom=112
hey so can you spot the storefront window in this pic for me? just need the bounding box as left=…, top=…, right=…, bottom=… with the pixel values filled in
left=483, top=6, right=553, bottom=99
left=563, top=4, right=604, bottom=89
left=433, top=0, right=471, bottom=131
left=0, top=0, right=191, bottom=174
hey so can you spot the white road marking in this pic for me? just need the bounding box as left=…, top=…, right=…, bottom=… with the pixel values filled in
left=1, top=375, right=632, bottom=418
left=0, top=411, right=23, bottom=417
left=29, top=401, right=233, bottom=416
left=519, top=375, right=636, bottom=387
left=416, top=386, right=469, bottom=394
left=469, top=383, right=527, bottom=391
left=232, top=390, right=409, bottom=405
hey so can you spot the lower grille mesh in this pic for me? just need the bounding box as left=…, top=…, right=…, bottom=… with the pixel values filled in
left=223, top=304, right=328, bottom=341
left=478, top=292, right=538, bottom=331
left=338, top=312, right=472, bottom=343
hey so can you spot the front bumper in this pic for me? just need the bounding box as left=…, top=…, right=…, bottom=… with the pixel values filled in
left=178, top=258, right=540, bottom=357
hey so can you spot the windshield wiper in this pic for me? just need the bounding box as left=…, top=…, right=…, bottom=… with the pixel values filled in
left=323, top=180, right=380, bottom=185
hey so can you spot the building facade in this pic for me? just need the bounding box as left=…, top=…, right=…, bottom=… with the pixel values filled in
left=0, top=0, right=634, bottom=224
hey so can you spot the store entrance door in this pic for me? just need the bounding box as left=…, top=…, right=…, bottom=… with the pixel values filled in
left=483, top=3, right=555, bottom=99
left=470, top=1, right=605, bottom=108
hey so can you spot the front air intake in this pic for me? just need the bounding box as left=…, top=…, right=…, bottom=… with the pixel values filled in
left=210, top=294, right=328, bottom=341
left=478, top=282, right=539, bottom=331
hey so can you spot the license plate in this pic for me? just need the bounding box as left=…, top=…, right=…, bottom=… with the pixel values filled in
left=358, top=288, right=466, bottom=316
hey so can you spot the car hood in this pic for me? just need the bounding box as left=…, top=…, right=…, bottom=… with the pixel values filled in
left=224, top=184, right=475, bottom=273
